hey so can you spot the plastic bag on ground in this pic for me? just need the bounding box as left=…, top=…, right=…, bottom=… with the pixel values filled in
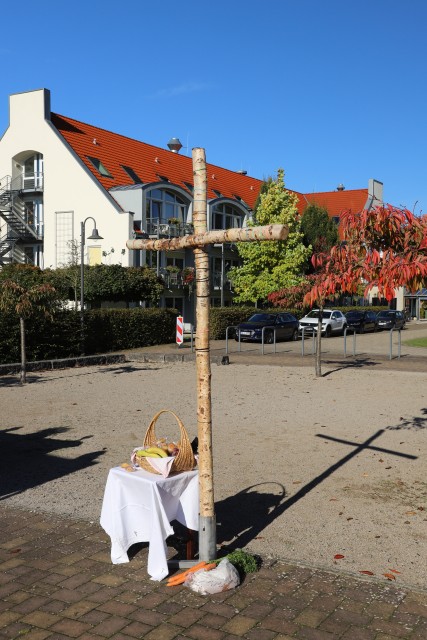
left=185, top=558, right=240, bottom=595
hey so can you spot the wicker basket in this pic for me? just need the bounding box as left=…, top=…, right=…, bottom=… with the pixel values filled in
left=135, top=410, right=196, bottom=475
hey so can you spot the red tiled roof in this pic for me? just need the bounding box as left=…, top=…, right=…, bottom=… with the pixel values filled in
left=50, top=112, right=367, bottom=218
left=51, top=113, right=268, bottom=210
left=302, top=189, right=369, bottom=217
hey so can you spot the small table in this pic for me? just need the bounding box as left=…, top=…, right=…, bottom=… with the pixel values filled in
left=100, top=467, right=199, bottom=581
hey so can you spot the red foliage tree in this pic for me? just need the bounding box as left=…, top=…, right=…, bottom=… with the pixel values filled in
left=267, top=275, right=317, bottom=309
left=297, top=205, right=427, bottom=377
left=304, top=205, right=427, bottom=308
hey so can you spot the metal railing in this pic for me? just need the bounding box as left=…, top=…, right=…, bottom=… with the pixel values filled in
left=179, top=323, right=194, bottom=353
left=300, top=327, right=316, bottom=356
left=261, top=326, right=276, bottom=355
left=226, top=325, right=277, bottom=355
left=145, top=219, right=194, bottom=237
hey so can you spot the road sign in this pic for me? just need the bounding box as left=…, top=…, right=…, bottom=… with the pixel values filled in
left=176, top=316, right=184, bottom=345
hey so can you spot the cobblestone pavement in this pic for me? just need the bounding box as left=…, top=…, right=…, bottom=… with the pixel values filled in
left=1, top=504, right=426, bottom=640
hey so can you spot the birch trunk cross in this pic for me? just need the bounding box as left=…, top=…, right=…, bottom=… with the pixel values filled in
left=127, top=148, right=289, bottom=561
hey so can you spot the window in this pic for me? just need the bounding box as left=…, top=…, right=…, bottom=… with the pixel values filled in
left=23, top=153, right=43, bottom=189
left=87, top=156, right=113, bottom=178
left=166, top=255, right=184, bottom=270
left=211, top=202, right=243, bottom=230
left=165, top=297, right=183, bottom=313
left=122, top=165, right=142, bottom=184
left=146, top=188, right=188, bottom=227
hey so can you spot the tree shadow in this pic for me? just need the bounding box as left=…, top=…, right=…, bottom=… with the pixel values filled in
left=0, top=364, right=160, bottom=386
left=0, top=426, right=105, bottom=500
left=0, top=376, right=27, bottom=388
left=215, top=424, right=419, bottom=553
left=387, top=407, right=427, bottom=430
left=321, top=357, right=380, bottom=376
left=97, top=365, right=161, bottom=375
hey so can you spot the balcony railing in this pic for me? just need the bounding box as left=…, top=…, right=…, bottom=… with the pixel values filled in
left=159, top=268, right=232, bottom=292
left=21, top=172, right=44, bottom=191
left=143, top=219, right=194, bottom=238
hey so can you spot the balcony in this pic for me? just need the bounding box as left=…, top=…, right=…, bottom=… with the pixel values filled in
left=160, top=267, right=195, bottom=290
left=20, top=172, right=44, bottom=192
left=144, top=218, right=194, bottom=238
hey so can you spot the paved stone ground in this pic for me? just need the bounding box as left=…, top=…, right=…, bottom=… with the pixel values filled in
left=1, top=504, right=426, bottom=640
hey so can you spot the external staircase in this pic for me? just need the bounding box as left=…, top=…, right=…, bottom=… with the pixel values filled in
left=0, top=175, right=43, bottom=265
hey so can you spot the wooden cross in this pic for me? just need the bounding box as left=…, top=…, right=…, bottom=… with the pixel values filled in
left=127, top=148, right=289, bottom=560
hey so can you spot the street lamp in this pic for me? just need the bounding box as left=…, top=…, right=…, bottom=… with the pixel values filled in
left=80, top=217, right=103, bottom=351
left=214, top=243, right=225, bottom=307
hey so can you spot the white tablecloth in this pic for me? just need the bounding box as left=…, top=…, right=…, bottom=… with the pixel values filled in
left=100, top=467, right=199, bottom=581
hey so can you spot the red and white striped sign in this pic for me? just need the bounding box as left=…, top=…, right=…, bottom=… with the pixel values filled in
left=176, top=316, right=184, bottom=345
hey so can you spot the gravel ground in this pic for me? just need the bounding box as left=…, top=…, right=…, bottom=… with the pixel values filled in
left=1, top=360, right=426, bottom=591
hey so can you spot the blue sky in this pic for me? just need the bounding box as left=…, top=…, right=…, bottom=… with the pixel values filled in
left=1, top=0, right=426, bottom=213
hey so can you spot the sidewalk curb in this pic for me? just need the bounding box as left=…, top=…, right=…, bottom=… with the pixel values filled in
left=0, top=351, right=228, bottom=376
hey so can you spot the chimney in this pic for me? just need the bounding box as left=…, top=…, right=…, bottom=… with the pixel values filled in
left=368, top=179, right=383, bottom=205
left=167, top=137, right=183, bottom=153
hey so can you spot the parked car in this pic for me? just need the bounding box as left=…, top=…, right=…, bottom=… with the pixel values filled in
left=345, top=310, right=378, bottom=333
left=235, top=313, right=299, bottom=343
left=376, top=310, right=406, bottom=330
left=299, top=309, right=347, bottom=337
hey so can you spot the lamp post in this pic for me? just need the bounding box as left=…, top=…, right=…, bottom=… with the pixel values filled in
left=214, top=243, right=225, bottom=307
left=80, top=217, right=103, bottom=352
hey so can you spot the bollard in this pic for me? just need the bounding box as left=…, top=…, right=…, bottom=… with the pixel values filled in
left=343, top=327, right=356, bottom=358
left=225, top=325, right=237, bottom=355
left=261, top=326, right=276, bottom=355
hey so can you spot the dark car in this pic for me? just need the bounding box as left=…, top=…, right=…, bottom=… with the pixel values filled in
left=345, top=310, right=378, bottom=333
left=376, top=310, right=406, bottom=330
left=235, top=313, right=299, bottom=343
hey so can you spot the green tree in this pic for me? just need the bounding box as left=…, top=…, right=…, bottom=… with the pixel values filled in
left=83, top=264, right=163, bottom=306
left=51, top=263, right=163, bottom=308
left=0, top=265, right=60, bottom=384
left=300, top=203, right=339, bottom=256
left=228, top=169, right=311, bottom=304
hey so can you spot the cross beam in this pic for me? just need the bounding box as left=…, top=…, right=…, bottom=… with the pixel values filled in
left=126, top=224, right=288, bottom=252
left=126, top=148, right=288, bottom=562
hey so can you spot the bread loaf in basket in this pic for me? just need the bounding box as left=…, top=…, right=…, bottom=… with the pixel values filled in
left=135, top=410, right=196, bottom=475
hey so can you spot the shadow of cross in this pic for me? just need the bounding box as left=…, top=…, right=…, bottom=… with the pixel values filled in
left=126, top=148, right=289, bottom=561
left=287, top=429, right=417, bottom=509
left=216, top=429, right=418, bottom=554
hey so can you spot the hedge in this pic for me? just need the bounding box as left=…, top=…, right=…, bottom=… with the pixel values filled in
left=0, top=308, right=178, bottom=365
left=0, top=304, right=390, bottom=364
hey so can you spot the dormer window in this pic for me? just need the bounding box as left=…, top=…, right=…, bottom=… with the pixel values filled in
left=87, top=156, right=113, bottom=178
left=183, top=181, right=194, bottom=193
left=122, top=165, right=142, bottom=184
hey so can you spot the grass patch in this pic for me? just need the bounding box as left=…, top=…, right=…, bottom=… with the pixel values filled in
left=403, top=337, right=427, bottom=348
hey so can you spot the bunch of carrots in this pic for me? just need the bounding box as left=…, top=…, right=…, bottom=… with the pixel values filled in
left=166, top=560, right=217, bottom=586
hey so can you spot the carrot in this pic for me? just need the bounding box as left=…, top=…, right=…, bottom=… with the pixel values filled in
left=166, top=561, right=208, bottom=586
left=203, top=562, right=217, bottom=571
